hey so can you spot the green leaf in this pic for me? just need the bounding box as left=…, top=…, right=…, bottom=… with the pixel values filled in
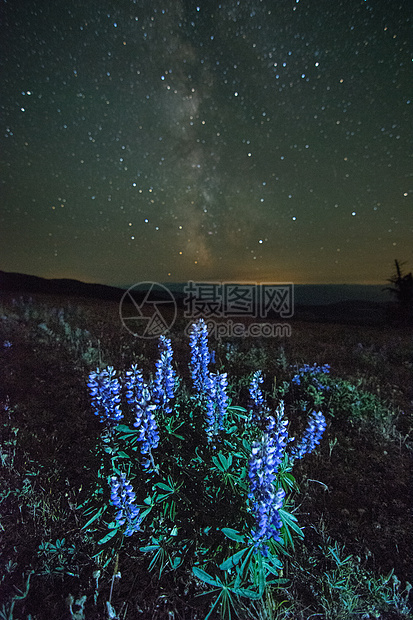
left=279, top=508, right=303, bottom=535
left=115, top=424, right=136, bottom=435
left=263, top=555, right=283, bottom=575
left=81, top=506, right=105, bottom=530
left=139, top=545, right=160, bottom=553
left=279, top=507, right=303, bottom=549
left=97, top=529, right=118, bottom=545
left=219, top=548, right=248, bottom=571
left=257, top=552, right=265, bottom=595
left=228, top=406, right=247, bottom=414
left=218, top=452, right=230, bottom=469
left=221, top=528, right=246, bottom=543
left=212, top=455, right=221, bottom=469
left=233, top=587, right=262, bottom=600
left=235, top=547, right=255, bottom=587
left=154, top=482, right=174, bottom=493
left=171, top=555, right=183, bottom=570
left=139, top=506, right=153, bottom=521
left=192, top=566, right=220, bottom=587
left=154, top=493, right=170, bottom=502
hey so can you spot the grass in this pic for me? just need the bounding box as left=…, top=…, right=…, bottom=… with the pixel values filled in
left=0, top=292, right=412, bottom=619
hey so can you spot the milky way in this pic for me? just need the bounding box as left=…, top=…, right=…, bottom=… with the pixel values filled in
left=1, top=0, right=411, bottom=285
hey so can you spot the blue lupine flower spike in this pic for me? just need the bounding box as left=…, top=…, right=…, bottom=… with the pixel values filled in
left=205, top=372, right=229, bottom=440
left=125, top=364, right=144, bottom=408
left=110, top=473, right=141, bottom=536
left=249, top=370, right=270, bottom=427
left=189, top=319, right=211, bottom=395
left=153, top=336, right=176, bottom=414
left=133, top=385, right=160, bottom=471
left=87, top=366, right=123, bottom=429
left=290, top=410, right=326, bottom=461
left=248, top=414, right=287, bottom=556
left=292, top=363, right=330, bottom=391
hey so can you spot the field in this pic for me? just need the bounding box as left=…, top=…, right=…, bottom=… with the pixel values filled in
left=0, top=292, right=412, bottom=620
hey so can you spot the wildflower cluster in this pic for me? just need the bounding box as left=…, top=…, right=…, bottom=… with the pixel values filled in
left=290, top=410, right=327, bottom=461
left=153, top=336, right=176, bottom=414
left=124, top=364, right=144, bottom=406
left=87, top=366, right=123, bottom=428
left=110, top=473, right=141, bottom=536
left=84, top=320, right=328, bottom=614
left=123, top=365, right=160, bottom=469
left=189, top=320, right=230, bottom=438
left=249, top=370, right=268, bottom=427
left=205, top=372, right=229, bottom=440
left=189, top=318, right=211, bottom=394
left=292, top=363, right=331, bottom=392
left=132, top=386, right=160, bottom=470
left=248, top=404, right=289, bottom=554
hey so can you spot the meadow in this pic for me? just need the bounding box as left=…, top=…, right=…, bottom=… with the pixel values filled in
left=0, top=292, right=412, bottom=620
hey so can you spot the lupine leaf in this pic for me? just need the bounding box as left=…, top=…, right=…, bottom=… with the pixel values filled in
left=116, top=451, right=130, bottom=459
left=192, top=566, right=220, bottom=587
left=219, top=548, right=248, bottom=571
left=97, top=529, right=118, bottom=545
left=218, top=452, right=231, bottom=469
left=233, top=587, right=262, bottom=600
left=228, top=406, right=248, bottom=415
left=81, top=506, right=105, bottom=530
left=235, top=547, right=255, bottom=587
left=221, top=528, right=246, bottom=543
left=154, top=482, right=174, bottom=493
left=140, top=544, right=160, bottom=552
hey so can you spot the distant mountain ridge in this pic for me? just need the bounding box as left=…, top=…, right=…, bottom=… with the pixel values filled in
left=155, top=282, right=390, bottom=306
left=0, top=270, right=124, bottom=301
left=0, top=270, right=392, bottom=326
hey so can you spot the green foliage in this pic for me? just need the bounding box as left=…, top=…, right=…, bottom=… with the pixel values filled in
left=0, top=571, right=33, bottom=620
left=80, top=348, right=317, bottom=618
left=0, top=296, right=411, bottom=619
left=37, top=538, right=79, bottom=578
left=328, top=378, right=396, bottom=435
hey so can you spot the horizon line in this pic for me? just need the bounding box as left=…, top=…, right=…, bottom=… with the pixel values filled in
left=0, top=269, right=389, bottom=288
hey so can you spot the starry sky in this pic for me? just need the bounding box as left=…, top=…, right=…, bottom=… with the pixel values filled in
left=1, top=0, right=411, bottom=286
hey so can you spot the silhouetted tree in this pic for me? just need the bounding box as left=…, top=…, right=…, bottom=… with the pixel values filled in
left=383, top=260, right=413, bottom=325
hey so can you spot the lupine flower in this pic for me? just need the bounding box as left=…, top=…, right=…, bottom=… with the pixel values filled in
left=249, top=371, right=264, bottom=405
left=124, top=364, right=144, bottom=407
left=290, top=410, right=326, bottom=461
left=274, top=401, right=290, bottom=455
left=249, top=370, right=268, bottom=426
left=87, top=366, right=123, bottom=428
left=292, top=363, right=330, bottom=391
left=205, top=372, right=229, bottom=439
left=248, top=405, right=289, bottom=555
left=153, top=336, right=176, bottom=414
left=248, top=416, right=286, bottom=556
left=133, top=385, right=160, bottom=470
left=110, top=472, right=141, bottom=536
left=189, top=319, right=211, bottom=394
left=3, top=341, right=12, bottom=349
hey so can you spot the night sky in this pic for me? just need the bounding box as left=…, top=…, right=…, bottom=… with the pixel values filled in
left=1, top=0, right=411, bottom=286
